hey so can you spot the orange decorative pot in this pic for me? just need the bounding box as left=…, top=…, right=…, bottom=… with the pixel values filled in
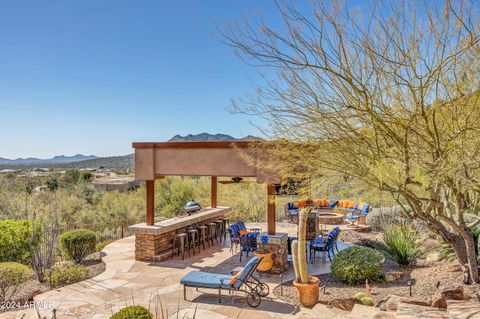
left=293, top=276, right=320, bottom=307
left=254, top=252, right=273, bottom=272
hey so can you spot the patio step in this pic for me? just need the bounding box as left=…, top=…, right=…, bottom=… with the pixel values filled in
left=447, top=300, right=480, bottom=319
left=342, top=304, right=395, bottom=319
left=395, top=302, right=449, bottom=319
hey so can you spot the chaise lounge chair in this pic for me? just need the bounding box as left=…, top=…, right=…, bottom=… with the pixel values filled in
left=180, top=256, right=267, bottom=307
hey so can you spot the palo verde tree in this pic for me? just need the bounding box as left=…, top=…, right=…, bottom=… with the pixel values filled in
left=222, top=0, right=480, bottom=282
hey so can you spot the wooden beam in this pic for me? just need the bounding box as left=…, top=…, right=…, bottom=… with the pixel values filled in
left=267, top=183, right=276, bottom=235
left=211, top=176, right=217, bottom=208
left=146, top=180, right=155, bottom=226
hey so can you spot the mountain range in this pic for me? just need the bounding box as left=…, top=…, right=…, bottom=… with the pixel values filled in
left=0, top=133, right=261, bottom=169
left=168, top=133, right=261, bottom=142
left=0, top=154, right=98, bottom=165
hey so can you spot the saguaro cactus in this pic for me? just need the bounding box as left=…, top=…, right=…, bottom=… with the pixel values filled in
left=292, top=208, right=310, bottom=284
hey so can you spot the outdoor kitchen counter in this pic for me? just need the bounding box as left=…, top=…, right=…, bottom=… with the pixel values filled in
left=128, top=206, right=232, bottom=235
left=128, top=206, right=231, bottom=261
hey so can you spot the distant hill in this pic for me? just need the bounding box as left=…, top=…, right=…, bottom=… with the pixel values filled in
left=0, top=154, right=133, bottom=170
left=0, top=154, right=97, bottom=166
left=168, top=133, right=261, bottom=142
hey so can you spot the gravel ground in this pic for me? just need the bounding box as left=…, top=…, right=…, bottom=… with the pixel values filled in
left=273, top=258, right=480, bottom=306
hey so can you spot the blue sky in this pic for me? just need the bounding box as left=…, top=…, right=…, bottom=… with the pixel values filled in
left=0, top=1, right=289, bottom=159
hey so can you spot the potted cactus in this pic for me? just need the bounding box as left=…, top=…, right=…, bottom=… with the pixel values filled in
left=292, top=208, right=320, bottom=307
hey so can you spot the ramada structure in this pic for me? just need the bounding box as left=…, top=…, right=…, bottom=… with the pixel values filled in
left=128, top=141, right=287, bottom=270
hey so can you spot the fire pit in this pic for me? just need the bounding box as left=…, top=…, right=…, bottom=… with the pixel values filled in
left=316, top=210, right=345, bottom=225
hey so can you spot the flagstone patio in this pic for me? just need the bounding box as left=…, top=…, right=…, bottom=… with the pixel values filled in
left=0, top=222, right=351, bottom=319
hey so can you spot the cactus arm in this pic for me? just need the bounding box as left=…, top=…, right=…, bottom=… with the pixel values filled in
left=291, top=240, right=300, bottom=281
left=297, top=209, right=309, bottom=284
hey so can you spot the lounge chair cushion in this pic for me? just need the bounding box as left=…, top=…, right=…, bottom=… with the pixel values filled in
left=180, top=271, right=233, bottom=289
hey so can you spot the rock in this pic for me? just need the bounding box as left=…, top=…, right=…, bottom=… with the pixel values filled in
left=431, top=286, right=465, bottom=308
left=426, top=252, right=441, bottom=262
left=377, top=294, right=430, bottom=311
left=446, top=264, right=462, bottom=272
left=384, top=271, right=404, bottom=282
left=328, top=297, right=360, bottom=311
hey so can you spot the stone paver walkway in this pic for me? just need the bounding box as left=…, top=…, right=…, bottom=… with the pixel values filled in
left=0, top=222, right=349, bottom=319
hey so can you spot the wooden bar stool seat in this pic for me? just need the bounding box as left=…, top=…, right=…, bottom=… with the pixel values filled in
left=187, top=228, right=200, bottom=254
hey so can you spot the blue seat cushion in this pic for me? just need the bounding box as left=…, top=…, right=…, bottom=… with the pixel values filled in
left=180, top=271, right=233, bottom=289
left=288, top=209, right=298, bottom=216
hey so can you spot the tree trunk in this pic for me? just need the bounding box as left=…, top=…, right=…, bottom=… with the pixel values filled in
left=450, top=231, right=479, bottom=284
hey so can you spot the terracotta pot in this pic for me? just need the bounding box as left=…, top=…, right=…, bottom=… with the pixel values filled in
left=293, top=276, right=320, bottom=307
left=254, top=252, right=273, bottom=272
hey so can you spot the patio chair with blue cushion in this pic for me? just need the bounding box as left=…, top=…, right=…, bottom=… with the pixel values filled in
left=309, top=232, right=335, bottom=262
left=180, top=256, right=265, bottom=307
left=285, top=202, right=299, bottom=222
left=345, top=204, right=369, bottom=226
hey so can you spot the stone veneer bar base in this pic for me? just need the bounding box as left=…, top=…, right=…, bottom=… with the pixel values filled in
left=128, top=207, right=231, bottom=262
left=257, top=232, right=288, bottom=274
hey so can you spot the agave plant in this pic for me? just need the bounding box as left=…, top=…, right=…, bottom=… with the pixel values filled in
left=382, top=222, right=423, bottom=265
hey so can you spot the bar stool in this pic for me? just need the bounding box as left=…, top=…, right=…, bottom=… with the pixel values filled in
left=187, top=228, right=200, bottom=254
left=214, top=220, right=225, bottom=243
left=197, top=225, right=208, bottom=250
left=221, top=218, right=230, bottom=241
left=207, top=222, right=217, bottom=246
left=171, top=233, right=188, bottom=260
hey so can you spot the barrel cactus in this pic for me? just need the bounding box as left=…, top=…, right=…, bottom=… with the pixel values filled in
left=292, top=208, right=310, bottom=284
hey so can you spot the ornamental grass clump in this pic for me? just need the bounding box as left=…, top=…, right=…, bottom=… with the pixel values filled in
left=382, top=222, right=423, bottom=265
left=331, top=246, right=383, bottom=285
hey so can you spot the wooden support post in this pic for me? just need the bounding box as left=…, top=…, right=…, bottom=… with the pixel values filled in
left=211, top=176, right=217, bottom=208
left=146, top=180, right=155, bottom=226
left=267, top=183, right=276, bottom=235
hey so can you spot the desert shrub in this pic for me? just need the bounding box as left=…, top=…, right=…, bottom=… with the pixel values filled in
left=360, top=296, right=374, bottom=306
left=46, top=263, right=89, bottom=288
left=0, top=262, right=33, bottom=302
left=110, top=305, right=153, bottom=319
left=331, top=246, right=383, bottom=285
left=382, top=222, right=423, bottom=265
left=95, top=240, right=113, bottom=252
left=0, top=219, right=40, bottom=264
left=59, top=229, right=96, bottom=263
left=366, top=206, right=404, bottom=230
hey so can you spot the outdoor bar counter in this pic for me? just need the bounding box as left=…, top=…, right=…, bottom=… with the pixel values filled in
left=128, top=206, right=231, bottom=262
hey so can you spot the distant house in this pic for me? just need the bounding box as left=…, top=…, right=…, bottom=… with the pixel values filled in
left=92, top=175, right=143, bottom=192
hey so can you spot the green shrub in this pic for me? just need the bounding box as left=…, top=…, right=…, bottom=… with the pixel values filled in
left=331, top=246, right=383, bottom=285
left=110, top=305, right=153, bottom=319
left=360, top=296, right=374, bottom=306
left=0, top=262, right=33, bottom=302
left=382, top=222, right=423, bottom=265
left=366, top=206, right=404, bottom=231
left=46, top=263, right=89, bottom=288
left=59, top=229, right=96, bottom=263
left=0, top=219, right=40, bottom=264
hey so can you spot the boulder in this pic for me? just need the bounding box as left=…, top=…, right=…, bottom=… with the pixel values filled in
left=431, top=286, right=465, bottom=308
left=377, top=294, right=430, bottom=311
left=328, top=297, right=360, bottom=311
left=446, top=264, right=462, bottom=272
left=384, top=271, right=404, bottom=282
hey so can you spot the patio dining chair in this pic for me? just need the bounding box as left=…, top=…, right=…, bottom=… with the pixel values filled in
left=309, top=232, right=335, bottom=262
